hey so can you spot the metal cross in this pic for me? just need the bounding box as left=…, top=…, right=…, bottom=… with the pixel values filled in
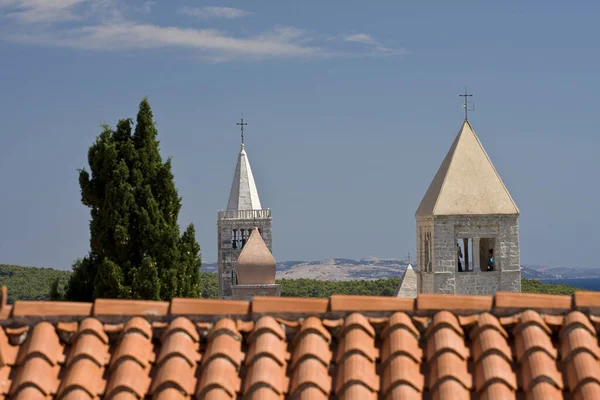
left=237, top=116, right=248, bottom=145
left=459, top=88, right=473, bottom=121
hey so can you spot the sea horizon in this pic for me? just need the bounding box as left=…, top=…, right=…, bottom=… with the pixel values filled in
left=540, top=278, right=600, bottom=292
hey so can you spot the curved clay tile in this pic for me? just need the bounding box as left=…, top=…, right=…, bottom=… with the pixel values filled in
left=515, top=310, right=552, bottom=336
left=56, top=358, right=105, bottom=399
left=149, top=356, right=197, bottom=396
left=196, top=357, right=241, bottom=398
left=60, top=387, right=100, bottom=400
left=17, top=322, right=64, bottom=366
left=525, top=381, right=563, bottom=400
left=290, top=332, right=332, bottom=370
left=9, top=357, right=61, bottom=397
left=245, top=331, right=290, bottom=367
left=381, top=355, right=424, bottom=396
left=335, top=354, right=379, bottom=394
left=520, top=351, right=563, bottom=392
left=247, top=316, right=285, bottom=342
left=560, top=311, right=596, bottom=338
left=560, top=327, right=600, bottom=363
left=0, top=328, right=19, bottom=366
left=381, top=312, right=419, bottom=339
left=201, top=333, right=244, bottom=368
left=336, top=328, right=378, bottom=364
left=428, top=352, right=472, bottom=391
left=469, top=312, right=508, bottom=340
left=432, top=379, right=471, bottom=400
left=339, top=313, right=375, bottom=338
left=243, top=356, right=289, bottom=396
left=474, top=353, right=518, bottom=392
left=573, top=381, right=600, bottom=400
left=478, top=382, right=516, bottom=400
left=565, top=352, right=600, bottom=393
left=383, top=384, right=421, bottom=400
left=209, top=318, right=241, bottom=340
left=152, top=387, right=191, bottom=400
left=471, top=328, right=513, bottom=364
left=121, top=317, right=152, bottom=339
left=161, top=317, right=199, bottom=343
left=155, top=331, right=200, bottom=367
left=338, top=383, right=378, bottom=400
left=293, top=386, right=330, bottom=400
left=65, top=333, right=110, bottom=368
left=515, top=324, right=557, bottom=363
left=77, top=318, right=109, bottom=344
left=245, top=386, right=285, bottom=400
left=381, top=327, right=422, bottom=365
left=426, top=328, right=470, bottom=363
left=10, top=386, right=51, bottom=400
left=109, top=332, right=155, bottom=371
left=293, top=316, right=331, bottom=344
left=104, top=359, right=151, bottom=399
left=426, top=311, right=463, bottom=338
left=289, top=357, right=332, bottom=397
left=235, top=228, right=276, bottom=285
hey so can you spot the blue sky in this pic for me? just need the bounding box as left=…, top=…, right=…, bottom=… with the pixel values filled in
left=0, top=1, right=598, bottom=270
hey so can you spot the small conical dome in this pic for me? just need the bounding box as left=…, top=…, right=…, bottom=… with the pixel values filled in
left=236, top=228, right=276, bottom=284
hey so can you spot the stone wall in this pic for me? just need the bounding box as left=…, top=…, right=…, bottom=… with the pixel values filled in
left=455, top=271, right=500, bottom=295
left=416, top=216, right=434, bottom=293
left=217, top=215, right=272, bottom=299
left=417, top=214, right=520, bottom=294
left=231, top=284, right=280, bottom=300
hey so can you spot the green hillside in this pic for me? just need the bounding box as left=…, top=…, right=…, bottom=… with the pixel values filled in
left=0, top=264, right=584, bottom=303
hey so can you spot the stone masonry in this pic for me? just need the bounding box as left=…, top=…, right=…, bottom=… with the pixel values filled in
left=417, top=215, right=521, bottom=295
left=217, top=209, right=272, bottom=299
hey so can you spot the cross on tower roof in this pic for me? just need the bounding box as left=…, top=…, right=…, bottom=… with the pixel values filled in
left=459, top=88, right=474, bottom=121
left=237, top=116, right=248, bottom=146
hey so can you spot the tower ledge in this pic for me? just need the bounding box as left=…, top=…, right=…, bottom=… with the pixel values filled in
left=218, top=209, right=272, bottom=220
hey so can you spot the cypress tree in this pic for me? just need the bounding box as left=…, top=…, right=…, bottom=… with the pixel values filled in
left=65, top=98, right=201, bottom=301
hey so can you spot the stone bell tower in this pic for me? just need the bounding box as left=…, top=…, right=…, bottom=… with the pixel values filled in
left=217, top=120, right=272, bottom=299
left=415, top=117, right=521, bottom=295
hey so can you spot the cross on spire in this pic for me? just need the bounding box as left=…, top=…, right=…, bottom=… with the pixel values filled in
left=237, top=115, right=248, bottom=146
left=459, top=88, right=473, bottom=121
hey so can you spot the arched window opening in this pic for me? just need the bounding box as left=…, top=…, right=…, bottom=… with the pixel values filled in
left=232, top=229, right=238, bottom=249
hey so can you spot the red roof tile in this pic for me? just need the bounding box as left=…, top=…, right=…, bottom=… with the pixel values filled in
left=1, top=287, right=600, bottom=399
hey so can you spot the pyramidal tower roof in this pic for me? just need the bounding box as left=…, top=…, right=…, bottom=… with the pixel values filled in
left=227, top=144, right=263, bottom=211
left=416, top=120, right=519, bottom=216
left=394, top=264, right=417, bottom=298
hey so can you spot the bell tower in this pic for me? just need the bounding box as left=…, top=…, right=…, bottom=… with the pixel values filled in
left=415, top=118, right=521, bottom=295
left=217, top=119, right=272, bottom=299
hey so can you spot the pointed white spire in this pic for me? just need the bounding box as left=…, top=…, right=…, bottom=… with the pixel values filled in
left=394, top=265, right=417, bottom=298
left=227, top=144, right=263, bottom=211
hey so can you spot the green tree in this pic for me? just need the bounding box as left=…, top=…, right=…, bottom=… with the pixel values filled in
left=65, top=98, right=201, bottom=301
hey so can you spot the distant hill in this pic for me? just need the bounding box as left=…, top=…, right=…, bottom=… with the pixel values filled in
left=202, top=258, right=593, bottom=281
left=0, top=263, right=589, bottom=303
left=0, top=264, right=71, bottom=304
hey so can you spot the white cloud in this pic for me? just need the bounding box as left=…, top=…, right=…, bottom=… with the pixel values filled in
left=17, top=23, right=321, bottom=60
left=344, top=33, right=376, bottom=45
left=179, top=6, right=251, bottom=20
left=343, top=32, right=408, bottom=56
left=1, top=0, right=87, bottom=23
left=0, top=3, right=407, bottom=62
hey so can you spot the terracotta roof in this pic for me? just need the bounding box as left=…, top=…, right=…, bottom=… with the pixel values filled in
left=1, top=288, right=600, bottom=399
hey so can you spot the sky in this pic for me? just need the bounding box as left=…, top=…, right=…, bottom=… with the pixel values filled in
left=0, top=1, right=598, bottom=270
